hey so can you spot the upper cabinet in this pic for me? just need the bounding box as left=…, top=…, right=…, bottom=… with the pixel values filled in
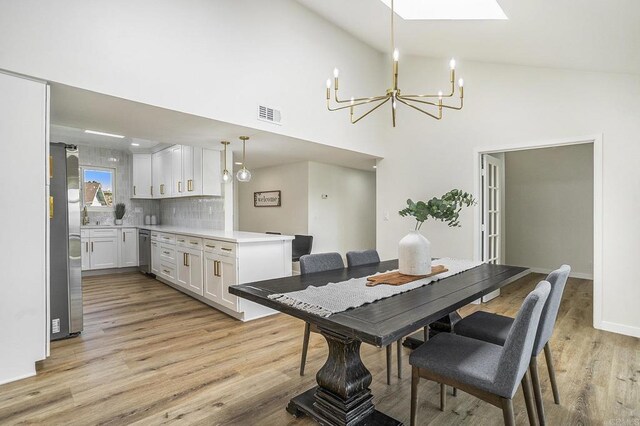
left=142, top=145, right=221, bottom=200
left=132, top=154, right=152, bottom=198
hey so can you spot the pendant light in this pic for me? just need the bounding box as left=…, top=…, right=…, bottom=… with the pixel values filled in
left=236, top=136, right=252, bottom=182
left=221, top=141, right=231, bottom=183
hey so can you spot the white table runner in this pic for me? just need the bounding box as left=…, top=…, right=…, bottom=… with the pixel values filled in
left=268, top=258, right=484, bottom=317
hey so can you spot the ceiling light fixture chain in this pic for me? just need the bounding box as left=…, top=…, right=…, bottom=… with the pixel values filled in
left=325, top=0, right=464, bottom=127
left=221, top=140, right=231, bottom=183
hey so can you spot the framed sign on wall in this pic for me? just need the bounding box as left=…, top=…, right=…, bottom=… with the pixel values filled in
left=254, top=190, right=281, bottom=207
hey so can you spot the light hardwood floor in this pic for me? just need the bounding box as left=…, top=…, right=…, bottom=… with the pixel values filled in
left=0, top=272, right=637, bottom=425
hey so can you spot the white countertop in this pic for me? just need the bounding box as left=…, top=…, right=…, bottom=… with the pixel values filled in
left=82, top=224, right=293, bottom=243
left=138, top=225, right=294, bottom=243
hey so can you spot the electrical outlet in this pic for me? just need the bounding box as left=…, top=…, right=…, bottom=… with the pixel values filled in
left=52, top=318, right=60, bottom=333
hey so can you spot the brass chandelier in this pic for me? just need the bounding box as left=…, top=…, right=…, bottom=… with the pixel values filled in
left=325, top=0, right=464, bottom=127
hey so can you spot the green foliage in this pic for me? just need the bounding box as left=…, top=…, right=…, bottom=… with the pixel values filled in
left=398, top=189, right=476, bottom=230
left=115, top=203, right=126, bottom=220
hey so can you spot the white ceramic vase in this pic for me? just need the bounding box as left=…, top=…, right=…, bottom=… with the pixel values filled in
left=398, top=230, right=432, bottom=275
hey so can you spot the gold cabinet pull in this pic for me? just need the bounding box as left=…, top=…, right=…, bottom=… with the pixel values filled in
left=186, top=253, right=190, bottom=267
left=133, top=185, right=136, bottom=196
left=85, top=242, right=89, bottom=252
left=49, top=155, right=53, bottom=179
left=123, top=232, right=126, bottom=243
left=178, top=181, right=182, bottom=193
left=91, top=242, right=94, bottom=252
left=151, top=186, right=153, bottom=196
left=49, top=196, right=54, bottom=219
left=160, top=184, right=165, bottom=195
left=221, top=247, right=232, bottom=252
left=187, top=179, right=193, bottom=191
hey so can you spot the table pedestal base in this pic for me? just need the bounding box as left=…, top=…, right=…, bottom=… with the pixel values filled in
left=287, top=388, right=401, bottom=426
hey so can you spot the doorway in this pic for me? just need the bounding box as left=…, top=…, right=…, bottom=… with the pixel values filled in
left=473, top=135, right=603, bottom=329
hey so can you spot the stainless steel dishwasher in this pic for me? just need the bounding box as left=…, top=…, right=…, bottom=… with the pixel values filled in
left=139, top=229, right=151, bottom=274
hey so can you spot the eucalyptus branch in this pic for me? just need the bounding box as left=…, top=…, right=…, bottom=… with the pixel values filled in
left=399, top=189, right=476, bottom=230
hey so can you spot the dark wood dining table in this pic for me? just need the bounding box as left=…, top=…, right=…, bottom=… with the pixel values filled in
left=229, top=260, right=529, bottom=426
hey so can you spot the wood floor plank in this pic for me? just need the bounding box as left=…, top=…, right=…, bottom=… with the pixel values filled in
left=0, top=271, right=637, bottom=425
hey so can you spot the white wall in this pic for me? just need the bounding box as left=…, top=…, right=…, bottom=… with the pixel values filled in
left=376, top=57, right=640, bottom=337
left=0, top=0, right=386, bottom=158
left=504, top=145, right=594, bottom=277
left=238, top=162, right=309, bottom=236
left=308, top=162, right=376, bottom=255
left=0, top=72, right=48, bottom=384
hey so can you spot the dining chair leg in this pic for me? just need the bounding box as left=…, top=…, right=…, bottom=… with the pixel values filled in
left=410, top=366, right=420, bottom=426
left=452, top=387, right=457, bottom=397
left=386, top=344, right=392, bottom=385
left=440, top=383, right=446, bottom=411
left=530, top=357, right=546, bottom=425
left=300, top=322, right=311, bottom=376
left=396, top=339, right=402, bottom=379
left=500, top=398, right=515, bottom=426
left=544, top=343, right=561, bottom=405
left=522, top=370, right=538, bottom=425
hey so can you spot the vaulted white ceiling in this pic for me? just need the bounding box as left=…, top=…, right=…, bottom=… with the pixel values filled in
left=295, top=0, right=640, bottom=74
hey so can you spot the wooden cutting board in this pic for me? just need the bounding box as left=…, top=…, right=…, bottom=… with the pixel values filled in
left=366, top=265, right=448, bottom=287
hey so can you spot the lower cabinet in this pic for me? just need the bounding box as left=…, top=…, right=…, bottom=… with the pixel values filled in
left=119, top=228, right=138, bottom=267
left=177, top=247, right=203, bottom=295
left=150, top=240, right=160, bottom=275
left=81, top=227, right=138, bottom=271
left=203, top=248, right=238, bottom=311
left=89, top=237, right=119, bottom=269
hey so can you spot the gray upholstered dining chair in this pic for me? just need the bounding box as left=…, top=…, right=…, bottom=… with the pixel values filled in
left=346, top=249, right=402, bottom=384
left=409, top=281, right=551, bottom=426
left=299, top=251, right=399, bottom=385
left=453, top=265, right=570, bottom=424
left=346, top=249, right=380, bottom=267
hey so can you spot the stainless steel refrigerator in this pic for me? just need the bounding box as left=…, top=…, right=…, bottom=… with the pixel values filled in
left=49, top=143, right=83, bottom=340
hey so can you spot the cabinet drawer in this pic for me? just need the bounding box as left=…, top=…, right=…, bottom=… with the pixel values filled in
left=177, top=235, right=203, bottom=250
left=159, top=262, right=176, bottom=283
left=218, top=241, right=237, bottom=257
left=203, top=239, right=219, bottom=252
left=159, top=232, right=176, bottom=244
left=150, top=231, right=160, bottom=241
left=160, top=244, right=176, bottom=262
left=90, top=228, right=118, bottom=238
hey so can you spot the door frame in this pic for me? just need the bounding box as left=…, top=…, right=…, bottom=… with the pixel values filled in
left=472, top=134, right=603, bottom=331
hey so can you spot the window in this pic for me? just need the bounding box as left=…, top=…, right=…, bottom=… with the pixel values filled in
left=81, top=166, right=116, bottom=210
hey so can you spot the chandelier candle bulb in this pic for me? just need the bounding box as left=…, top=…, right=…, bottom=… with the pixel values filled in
left=449, top=58, right=456, bottom=70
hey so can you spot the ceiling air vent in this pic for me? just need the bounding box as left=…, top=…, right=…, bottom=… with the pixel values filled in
left=257, top=105, right=282, bottom=125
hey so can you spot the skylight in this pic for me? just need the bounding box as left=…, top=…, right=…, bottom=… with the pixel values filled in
left=379, top=0, right=508, bottom=20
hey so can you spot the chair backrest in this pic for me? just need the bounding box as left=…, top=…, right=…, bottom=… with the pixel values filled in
left=300, top=252, right=344, bottom=275
left=494, top=281, right=551, bottom=398
left=292, top=235, right=313, bottom=258
left=346, top=249, right=380, bottom=267
left=532, top=264, right=571, bottom=355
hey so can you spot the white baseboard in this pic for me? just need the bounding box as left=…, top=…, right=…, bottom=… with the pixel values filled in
left=528, top=267, right=593, bottom=280
left=596, top=320, right=640, bottom=339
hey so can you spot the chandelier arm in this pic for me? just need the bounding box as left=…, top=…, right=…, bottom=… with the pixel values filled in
left=327, top=95, right=390, bottom=112
left=398, top=95, right=463, bottom=110
left=334, top=90, right=389, bottom=104
left=351, top=97, right=391, bottom=124
left=396, top=97, right=442, bottom=120
left=401, top=76, right=457, bottom=99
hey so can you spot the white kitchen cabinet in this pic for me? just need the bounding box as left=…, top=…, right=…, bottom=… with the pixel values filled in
left=150, top=240, right=160, bottom=275
left=203, top=242, right=238, bottom=311
left=177, top=246, right=204, bottom=295
left=132, top=154, right=152, bottom=198
left=171, top=145, right=183, bottom=197
left=81, top=238, right=90, bottom=271
left=154, top=148, right=172, bottom=198
left=90, top=237, right=118, bottom=269
left=119, top=228, right=138, bottom=267
left=149, top=145, right=221, bottom=199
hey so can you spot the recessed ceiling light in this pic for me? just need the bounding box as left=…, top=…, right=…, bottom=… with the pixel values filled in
left=84, top=129, right=125, bottom=138
left=131, top=143, right=140, bottom=147
left=373, top=165, right=377, bottom=169
left=379, top=0, right=507, bottom=20
left=235, top=162, right=243, bottom=165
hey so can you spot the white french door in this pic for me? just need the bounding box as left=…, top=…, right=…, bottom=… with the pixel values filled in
left=482, top=154, right=503, bottom=302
